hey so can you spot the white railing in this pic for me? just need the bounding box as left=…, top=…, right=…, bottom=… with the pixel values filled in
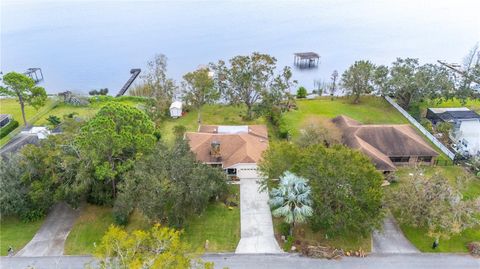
left=384, top=96, right=455, bottom=160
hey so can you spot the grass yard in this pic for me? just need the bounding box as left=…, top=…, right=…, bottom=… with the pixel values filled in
left=283, top=96, right=408, bottom=138
left=0, top=98, right=56, bottom=145
left=182, top=184, right=241, bottom=253
left=419, top=98, right=480, bottom=115
left=0, top=216, right=45, bottom=256
left=64, top=205, right=151, bottom=255
left=400, top=224, right=479, bottom=253
left=160, top=105, right=266, bottom=144
left=65, top=185, right=240, bottom=255
left=0, top=98, right=42, bottom=123
left=272, top=219, right=371, bottom=252
left=35, top=97, right=148, bottom=126
left=391, top=166, right=480, bottom=252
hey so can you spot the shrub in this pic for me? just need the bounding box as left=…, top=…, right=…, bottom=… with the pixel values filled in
left=297, top=87, right=307, bottom=99
left=89, top=88, right=109, bottom=96
left=278, top=222, right=291, bottom=237
left=468, top=242, right=480, bottom=256
left=0, top=120, right=19, bottom=139
left=46, top=115, right=61, bottom=127
left=283, top=235, right=294, bottom=252
left=173, top=125, right=187, bottom=139
left=420, top=119, right=433, bottom=133
left=278, top=117, right=290, bottom=139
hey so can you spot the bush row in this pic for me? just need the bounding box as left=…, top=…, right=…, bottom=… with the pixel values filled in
left=0, top=119, right=19, bottom=139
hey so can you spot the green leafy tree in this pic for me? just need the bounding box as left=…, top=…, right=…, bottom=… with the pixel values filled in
left=296, top=86, right=307, bottom=98
left=260, top=143, right=384, bottom=236
left=341, top=60, right=376, bottom=104
left=0, top=154, right=29, bottom=217
left=130, top=54, right=177, bottom=121
left=269, top=171, right=313, bottom=235
left=116, top=140, right=227, bottom=227
left=182, top=68, right=218, bottom=123
left=94, top=224, right=211, bottom=269
left=210, top=53, right=288, bottom=119
left=76, top=103, right=155, bottom=201
left=0, top=72, right=47, bottom=126
left=387, top=169, right=479, bottom=245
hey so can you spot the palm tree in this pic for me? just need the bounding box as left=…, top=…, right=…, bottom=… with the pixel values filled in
left=269, top=171, right=313, bottom=235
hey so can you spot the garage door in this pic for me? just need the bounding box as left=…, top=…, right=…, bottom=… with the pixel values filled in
left=237, top=166, right=259, bottom=179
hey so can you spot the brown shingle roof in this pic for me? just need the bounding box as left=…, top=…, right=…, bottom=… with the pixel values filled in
left=333, top=115, right=438, bottom=171
left=186, top=125, right=268, bottom=167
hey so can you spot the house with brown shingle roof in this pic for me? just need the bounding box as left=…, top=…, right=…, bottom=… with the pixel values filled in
left=332, top=115, right=438, bottom=172
left=185, top=125, right=268, bottom=179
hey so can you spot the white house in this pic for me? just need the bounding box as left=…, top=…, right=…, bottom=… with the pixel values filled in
left=454, top=120, right=480, bottom=156
left=426, top=107, right=480, bottom=157
left=169, top=101, right=183, bottom=118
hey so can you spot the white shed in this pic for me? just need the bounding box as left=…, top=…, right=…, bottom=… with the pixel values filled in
left=169, top=101, right=183, bottom=118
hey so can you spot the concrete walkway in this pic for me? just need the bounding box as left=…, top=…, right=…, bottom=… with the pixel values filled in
left=372, top=216, right=420, bottom=253
left=16, top=203, right=80, bottom=257
left=235, top=178, right=282, bottom=254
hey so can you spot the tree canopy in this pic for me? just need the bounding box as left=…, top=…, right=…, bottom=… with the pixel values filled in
left=182, top=68, right=218, bottom=123
left=210, top=52, right=293, bottom=119
left=0, top=72, right=47, bottom=126
left=387, top=169, right=479, bottom=242
left=94, top=224, right=211, bottom=269
left=341, top=60, right=376, bottom=104
left=260, top=142, right=384, bottom=236
left=129, top=54, right=178, bottom=121
left=115, top=139, right=227, bottom=227
left=76, top=102, right=155, bottom=201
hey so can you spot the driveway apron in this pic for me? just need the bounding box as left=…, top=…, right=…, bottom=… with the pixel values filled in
left=15, top=203, right=80, bottom=257
left=372, top=216, right=420, bottom=253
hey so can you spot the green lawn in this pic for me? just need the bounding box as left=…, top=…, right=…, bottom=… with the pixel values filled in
left=0, top=98, right=56, bottom=145
left=64, top=205, right=151, bottom=255
left=0, top=216, right=45, bottom=256
left=419, top=98, right=480, bottom=115
left=0, top=98, right=42, bottom=123
left=273, top=219, right=371, bottom=252
left=65, top=185, right=240, bottom=255
left=283, top=96, right=408, bottom=138
left=160, top=105, right=266, bottom=144
left=182, top=184, right=240, bottom=253
left=35, top=97, right=148, bottom=126
left=392, top=166, right=480, bottom=252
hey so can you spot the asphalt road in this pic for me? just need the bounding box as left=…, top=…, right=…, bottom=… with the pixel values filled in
left=1, top=253, right=479, bottom=269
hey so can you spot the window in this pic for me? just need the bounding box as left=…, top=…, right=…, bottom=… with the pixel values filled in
left=389, top=156, right=410, bottom=163
left=418, top=156, right=432, bottom=163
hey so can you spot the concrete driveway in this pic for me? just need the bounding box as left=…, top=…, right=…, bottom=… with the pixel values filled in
left=372, top=216, right=420, bottom=253
left=15, top=203, right=80, bottom=257
left=235, top=177, right=282, bottom=254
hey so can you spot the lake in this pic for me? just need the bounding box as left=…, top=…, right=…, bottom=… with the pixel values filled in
left=1, top=0, right=479, bottom=94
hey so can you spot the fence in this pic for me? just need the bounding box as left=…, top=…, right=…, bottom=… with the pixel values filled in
left=384, top=96, right=455, bottom=160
